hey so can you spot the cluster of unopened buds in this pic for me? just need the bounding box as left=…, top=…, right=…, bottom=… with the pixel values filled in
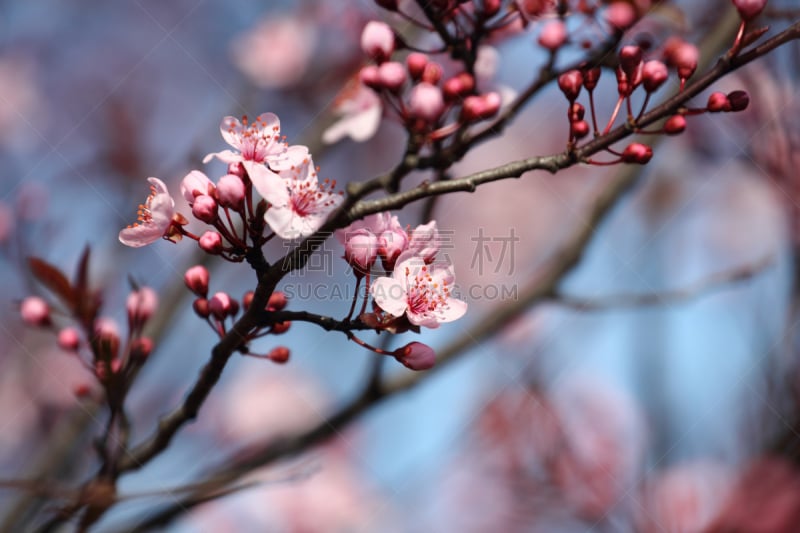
left=557, top=31, right=752, bottom=165
left=19, top=279, right=157, bottom=399
left=358, top=20, right=502, bottom=142
left=183, top=264, right=292, bottom=364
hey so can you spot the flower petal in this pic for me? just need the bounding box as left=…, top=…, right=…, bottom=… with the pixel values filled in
left=119, top=224, right=166, bottom=248
left=265, top=205, right=305, bottom=239
left=202, top=150, right=242, bottom=165
left=370, top=276, right=408, bottom=317
left=247, top=162, right=288, bottom=206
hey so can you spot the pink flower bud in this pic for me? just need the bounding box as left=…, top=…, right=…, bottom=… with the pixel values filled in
left=58, top=327, right=81, bottom=351
left=460, top=92, right=501, bottom=122
left=209, top=292, right=233, bottom=320
left=619, top=45, right=643, bottom=80
left=359, top=65, right=382, bottom=90
left=227, top=162, right=245, bottom=178
left=665, top=39, right=699, bottom=80
left=180, top=170, right=214, bottom=204
left=442, top=72, right=475, bottom=101
left=568, top=102, right=585, bottom=122
left=707, top=91, right=731, bottom=112
left=642, top=60, right=669, bottom=92
left=379, top=227, right=409, bottom=269
left=409, top=82, right=445, bottom=122
left=622, top=142, right=653, bottom=164
left=94, top=317, right=120, bottom=339
left=216, top=174, right=245, bottom=209
left=127, top=286, right=158, bottom=327
left=268, top=291, right=288, bottom=311
left=93, top=317, right=121, bottom=361
left=538, top=20, right=567, bottom=51
left=20, top=296, right=50, bottom=326
left=727, top=90, right=750, bottom=111
left=342, top=229, right=379, bottom=273
left=199, top=231, right=223, bottom=254
left=271, top=321, right=291, bottom=334
left=361, top=21, right=395, bottom=62
left=184, top=265, right=209, bottom=297
left=583, top=67, right=601, bottom=91
left=421, top=62, right=442, bottom=84
left=558, top=70, right=583, bottom=101
left=268, top=346, right=290, bottom=363
left=483, top=0, right=502, bottom=17
left=193, top=298, right=210, bottom=318
left=732, top=0, right=766, bottom=21
left=663, top=114, right=686, bottom=135
left=571, top=119, right=590, bottom=139
left=378, top=61, right=407, bottom=92
left=406, top=52, right=428, bottom=80
left=242, top=291, right=254, bottom=311
left=74, top=384, right=93, bottom=399
left=130, top=337, right=153, bottom=360
left=393, top=341, right=436, bottom=370
left=192, top=194, right=218, bottom=223
left=605, top=2, right=637, bottom=32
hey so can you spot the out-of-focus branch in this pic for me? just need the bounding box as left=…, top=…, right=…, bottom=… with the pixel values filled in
left=551, top=255, right=774, bottom=311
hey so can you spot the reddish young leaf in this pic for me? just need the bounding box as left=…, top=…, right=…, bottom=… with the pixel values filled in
left=28, top=257, right=76, bottom=309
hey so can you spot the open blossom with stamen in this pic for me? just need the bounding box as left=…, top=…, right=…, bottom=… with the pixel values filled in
left=249, top=156, right=343, bottom=239
left=203, top=112, right=288, bottom=166
left=119, top=178, right=185, bottom=247
left=371, top=252, right=467, bottom=328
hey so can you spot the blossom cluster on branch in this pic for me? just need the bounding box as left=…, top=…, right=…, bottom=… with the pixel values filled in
left=9, top=0, right=797, bottom=530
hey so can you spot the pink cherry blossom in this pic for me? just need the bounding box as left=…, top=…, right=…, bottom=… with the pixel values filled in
left=249, top=156, right=343, bottom=239
left=371, top=252, right=467, bottom=328
left=203, top=113, right=288, bottom=166
left=407, top=220, right=440, bottom=263
left=322, top=83, right=383, bottom=144
left=119, top=177, right=179, bottom=248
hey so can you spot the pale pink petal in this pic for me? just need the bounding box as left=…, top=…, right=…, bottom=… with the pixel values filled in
left=119, top=224, right=167, bottom=247
left=435, top=297, right=467, bottom=323
left=406, top=312, right=441, bottom=329
left=265, top=205, right=305, bottom=239
left=202, top=149, right=242, bottom=165
left=247, top=162, right=289, bottom=205
left=219, top=115, right=243, bottom=149
left=371, top=276, right=408, bottom=317
left=269, top=144, right=310, bottom=171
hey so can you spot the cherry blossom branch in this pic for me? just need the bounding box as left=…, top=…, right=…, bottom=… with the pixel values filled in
left=50, top=13, right=799, bottom=529
left=347, top=20, right=800, bottom=221
left=260, top=310, right=375, bottom=333
left=117, top=136, right=656, bottom=529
